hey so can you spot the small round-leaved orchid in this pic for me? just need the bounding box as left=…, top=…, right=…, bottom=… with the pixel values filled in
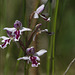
left=4, top=20, right=32, bottom=41
left=17, top=46, right=47, bottom=67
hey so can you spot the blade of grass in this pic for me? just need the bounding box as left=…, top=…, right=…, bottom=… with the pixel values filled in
left=4, top=43, right=13, bottom=75
left=47, top=0, right=52, bottom=75
left=51, top=0, right=59, bottom=75
left=23, top=0, right=28, bottom=75
left=3, top=0, right=10, bottom=75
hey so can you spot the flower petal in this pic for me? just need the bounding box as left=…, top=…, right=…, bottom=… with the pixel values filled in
left=33, top=34, right=37, bottom=41
left=17, top=56, right=29, bottom=60
left=33, top=13, right=39, bottom=18
left=0, top=36, right=9, bottom=40
left=4, top=27, right=16, bottom=32
left=14, top=20, right=22, bottom=29
left=40, top=14, right=51, bottom=21
left=35, top=56, right=40, bottom=61
left=35, top=49, right=47, bottom=56
left=47, top=17, right=51, bottom=21
left=40, top=14, right=47, bottom=19
left=30, top=56, right=40, bottom=67
left=41, top=29, right=48, bottom=33
left=20, top=27, right=32, bottom=33
left=31, top=63, right=40, bottom=67
left=35, top=4, right=45, bottom=14
left=14, top=30, right=20, bottom=41
left=0, top=39, right=11, bottom=49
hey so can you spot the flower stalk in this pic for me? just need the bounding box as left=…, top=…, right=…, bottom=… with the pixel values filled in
left=51, top=0, right=59, bottom=75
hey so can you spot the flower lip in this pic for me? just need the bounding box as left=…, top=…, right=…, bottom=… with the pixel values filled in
left=30, top=56, right=40, bottom=67
left=14, top=30, right=20, bottom=41
left=14, top=20, right=22, bottom=29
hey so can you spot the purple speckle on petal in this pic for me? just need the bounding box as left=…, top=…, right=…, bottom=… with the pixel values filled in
left=2, top=39, right=11, bottom=48
left=14, top=20, right=22, bottom=29
left=14, top=30, right=20, bottom=40
left=30, top=56, right=38, bottom=66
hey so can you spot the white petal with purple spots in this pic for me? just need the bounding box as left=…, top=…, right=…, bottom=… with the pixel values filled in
left=0, top=38, right=11, bottom=49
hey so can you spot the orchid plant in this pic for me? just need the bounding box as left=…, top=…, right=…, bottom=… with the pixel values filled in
left=0, top=4, right=54, bottom=75
left=17, top=46, right=47, bottom=67
left=0, top=20, right=31, bottom=49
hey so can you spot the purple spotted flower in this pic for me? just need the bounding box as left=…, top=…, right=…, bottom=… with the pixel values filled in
left=0, top=30, right=14, bottom=49
left=0, top=36, right=11, bottom=49
left=4, top=20, right=32, bottom=41
left=17, top=46, right=47, bottom=67
left=33, top=4, right=50, bottom=22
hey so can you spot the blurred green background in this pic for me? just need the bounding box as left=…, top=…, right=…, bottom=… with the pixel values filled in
left=0, top=0, right=75, bottom=75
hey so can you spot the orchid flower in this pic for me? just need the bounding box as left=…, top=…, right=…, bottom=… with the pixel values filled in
left=17, top=46, right=47, bottom=67
left=4, top=20, right=32, bottom=41
left=34, top=4, right=45, bottom=18
left=0, top=30, right=14, bottom=49
left=33, top=4, right=50, bottom=22
left=33, top=28, right=54, bottom=41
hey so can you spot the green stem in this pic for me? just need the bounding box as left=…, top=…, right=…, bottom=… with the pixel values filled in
left=3, top=0, right=9, bottom=75
left=4, top=43, right=13, bottom=75
left=24, top=59, right=26, bottom=75
left=14, top=50, right=23, bottom=75
left=52, top=0, right=59, bottom=75
left=4, top=50, right=10, bottom=75
left=47, top=0, right=52, bottom=75
left=23, top=0, right=28, bottom=75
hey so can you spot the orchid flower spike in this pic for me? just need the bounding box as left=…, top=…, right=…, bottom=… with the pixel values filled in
left=17, top=46, right=47, bottom=67
left=34, top=4, right=45, bottom=18
left=4, top=20, right=32, bottom=41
